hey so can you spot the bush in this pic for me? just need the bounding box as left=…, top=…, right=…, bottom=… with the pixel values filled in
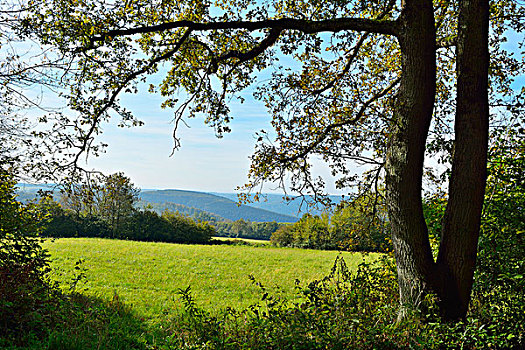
left=161, top=210, right=214, bottom=244
left=0, top=169, right=55, bottom=342
left=43, top=203, right=112, bottom=238
left=166, top=253, right=523, bottom=349
left=271, top=201, right=390, bottom=252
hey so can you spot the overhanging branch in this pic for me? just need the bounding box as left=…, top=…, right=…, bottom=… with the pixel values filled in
left=89, top=17, right=399, bottom=49
left=278, top=76, right=401, bottom=165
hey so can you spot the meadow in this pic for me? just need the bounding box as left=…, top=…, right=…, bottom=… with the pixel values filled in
left=43, top=238, right=375, bottom=321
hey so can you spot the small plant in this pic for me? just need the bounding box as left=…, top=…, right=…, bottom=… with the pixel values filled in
left=67, top=258, right=87, bottom=293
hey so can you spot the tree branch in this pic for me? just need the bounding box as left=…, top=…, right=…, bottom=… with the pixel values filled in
left=312, top=33, right=369, bottom=95
left=311, top=0, right=397, bottom=94
left=278, top=76, right=400, bottom=165
left=70, top=29, right=193, bottom=168
left=216, top=27, right=282, bottom=66
left=89, top=17, right=399, bottom=48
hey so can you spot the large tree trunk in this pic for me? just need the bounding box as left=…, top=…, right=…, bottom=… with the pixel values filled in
left=436, top=0, right=489, bottom=320
left=386, top=0, right=489, bottom=320
left=385, top=0, right=437, bottom=319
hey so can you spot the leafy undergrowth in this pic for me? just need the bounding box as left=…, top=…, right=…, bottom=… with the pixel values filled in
left=165, top=255, right=524, bottom=350
left=2, top=254, right=523, bottom=349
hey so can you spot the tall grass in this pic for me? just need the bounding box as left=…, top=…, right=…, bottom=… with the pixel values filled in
left=43, top=238, right=375, bottom=320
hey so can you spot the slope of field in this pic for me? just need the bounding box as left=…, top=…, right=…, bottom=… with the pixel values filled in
left=140, top=189, right=298, bottom=223
left=43, top=238, right=375, bottom=319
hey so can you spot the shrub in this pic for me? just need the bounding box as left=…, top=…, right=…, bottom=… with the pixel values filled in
left=166, top=253, right=524, bottom=349
left=0, top=169, right=55, bottom=342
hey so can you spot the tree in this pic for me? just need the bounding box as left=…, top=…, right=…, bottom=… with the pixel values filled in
left=59, top=172, right=139, bottom=237
left=21, top=0, right=524, bottom=320
left=230, top=218, right=253, bottom=238
left=331, top=196, right=389, bottom=252
left=98, top=173, right=140, bottom=238
left=60, top=180, right=100, bottom=217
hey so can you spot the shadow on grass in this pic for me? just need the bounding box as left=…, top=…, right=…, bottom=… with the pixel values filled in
left=1, top=291, right=165, bottom=350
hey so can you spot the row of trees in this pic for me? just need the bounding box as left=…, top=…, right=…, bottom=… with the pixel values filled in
left=43, top=204, right=214, bottom=244
left=271, top=197, right=389, bottom=252
left=215, top=219, right=283, bottom=240
left=137, top=200, right=223, bottom=224
left=43, top=173, right=214, bottom=244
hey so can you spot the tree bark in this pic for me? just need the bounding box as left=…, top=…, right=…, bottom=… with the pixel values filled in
left=385, top=0, right=437, bottom=319
left=436, top=0, right=489, bottom=320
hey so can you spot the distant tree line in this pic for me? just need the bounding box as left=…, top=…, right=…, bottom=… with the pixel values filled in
left=137, top=203, right=286, bottom=240
left=136, top=200, right=224, bottom=224
left=41, top=173, right=213, bottom=244
left=214, top=219, right=283, bottom=240
left=270, top=197, right=391, bottom=252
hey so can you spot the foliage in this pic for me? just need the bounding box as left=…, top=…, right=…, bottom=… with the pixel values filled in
left=422, top=191, right=447, bottom=258
left=331, top=197, right=390, bottom=252
left=9, top=235, right=524, bottom=348
left=136, top=199, right=225, bottom=223
left=0, top=170, right=49, bottom=268
left=43, top=199, right=112, bottom=238
left=43, top=172, right=214, bottom=244
left=1, top=283, right=162, bottom=349
left=0, top=2, right=73, bottom=182
left=215, top=219, right=282, bottom=240
left=160, top=209, right=214, bottom=244
left=42, top=203, right=214, bottom=244
left=470, top=123, right=525, bottom=347
left=420, top=123, right=525, bottom=345
left=0, top=169, right=53, bottom=341
left=98, top=172, right=140, bottom=237
left=166, top=254, right=523, bottom=349
left=61, top=172, right=140, bottom=237
left=271, top=195, right=390, bottom=252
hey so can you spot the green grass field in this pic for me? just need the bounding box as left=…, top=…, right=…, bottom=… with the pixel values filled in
left=43, top=238, right=376, bottom=321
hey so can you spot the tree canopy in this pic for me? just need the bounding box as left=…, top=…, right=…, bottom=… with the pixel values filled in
left=15, top=0, right=521, bottom=190
left=2, top=0, right=523, bottom=320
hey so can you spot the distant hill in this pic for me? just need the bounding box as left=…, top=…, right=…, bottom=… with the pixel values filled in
left=15, top=184, right=59, bottom=202
left=139, top=190, right=298, bottom=223
left=212, top=192, right=344, bottom=218
left=15, top=184, right=309, bottom=223
left=136, top=200, right=226, bottom=223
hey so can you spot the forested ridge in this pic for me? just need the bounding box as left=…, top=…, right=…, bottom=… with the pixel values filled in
left=16, top=185, right=299, bottom=223
left=140, top=189, right=299, bottom=222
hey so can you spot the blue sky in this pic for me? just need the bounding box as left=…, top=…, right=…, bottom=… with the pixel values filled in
left=89, top=87, right=270, bottom=192
left=87, top=81, right=348, bottom=194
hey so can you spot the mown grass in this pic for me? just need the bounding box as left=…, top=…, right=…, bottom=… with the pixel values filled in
left=43, top=238, right=376, bottom=321
left=211, top=236, right=271, bottom=245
